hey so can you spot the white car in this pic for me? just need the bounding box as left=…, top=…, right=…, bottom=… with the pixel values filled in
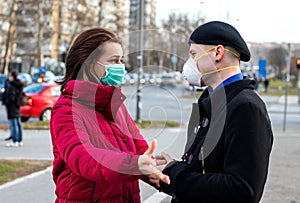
left=18, top=73, right=32, bottom=86
left=183, top=80, right=206, bottom=92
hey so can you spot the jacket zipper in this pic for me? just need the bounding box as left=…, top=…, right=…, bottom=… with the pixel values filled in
left=201, top=146, right=205, bottom=174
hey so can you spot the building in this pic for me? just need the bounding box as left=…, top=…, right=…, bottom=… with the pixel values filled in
left=0, top=0, right=131, bottom=73
left=128, top=0, right=157, bottom=70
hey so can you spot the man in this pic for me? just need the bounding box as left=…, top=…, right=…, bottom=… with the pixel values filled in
left=156, top=21, right=273, bottom=203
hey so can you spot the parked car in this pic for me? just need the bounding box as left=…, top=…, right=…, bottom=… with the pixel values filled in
left=0, top=74, right=8, bottom=101
left=183, top=79, right=206, bottom=92
left=17, top=72, right=32, bottom=86
left=21, top=83, right=60, bottom=122
left=160, top=74, right=176, bottom=87
left=32, top=71, right=56, bottom=83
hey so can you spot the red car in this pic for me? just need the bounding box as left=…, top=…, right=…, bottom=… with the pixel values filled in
left=21, top=83, right=61, bottom=122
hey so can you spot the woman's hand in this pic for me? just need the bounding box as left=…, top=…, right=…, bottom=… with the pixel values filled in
left=138, top=139, right=170, bottom=186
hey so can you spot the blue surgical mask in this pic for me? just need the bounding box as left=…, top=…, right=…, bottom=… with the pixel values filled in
left=97, top=62, right=126, bottom=86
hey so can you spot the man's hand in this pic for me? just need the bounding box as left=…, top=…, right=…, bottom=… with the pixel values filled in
left=138, top=139, right=170, bottom=186
left=155, top=152, right=174, bottom=171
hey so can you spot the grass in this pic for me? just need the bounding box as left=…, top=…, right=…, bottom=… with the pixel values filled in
left=0, top=121, right=50, bottom=130
left=22, top=121, right=50, bottom=129
left=0, top=159, right=52, bottom=185
left=0, top=120, right=181, bottom=130
left=135, top=120, right=181, bottom=128
left=183, top=79, right=299, bottom=98
left=258, top=79, right=298, bottom=96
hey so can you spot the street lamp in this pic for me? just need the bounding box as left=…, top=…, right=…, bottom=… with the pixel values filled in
left=296, top=57, right=300, bottom=104
left=171, top=24, right=177, bottom=73
left=136, top=0, right=144, bottom=122
left=283, top=43, right=291, bottom=132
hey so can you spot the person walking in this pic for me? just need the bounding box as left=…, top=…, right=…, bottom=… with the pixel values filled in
left=264, top=77, right=270, bottom=93
left=155, top=21, right=273, bottom=203
left=50, top=27, right=169, bottom=203
left=2, top=70, right=24, bottom=147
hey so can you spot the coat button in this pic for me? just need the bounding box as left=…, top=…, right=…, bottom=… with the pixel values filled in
left=120, top=96, right=124, bottom=101
left=194, top=125, right=200, bottom=134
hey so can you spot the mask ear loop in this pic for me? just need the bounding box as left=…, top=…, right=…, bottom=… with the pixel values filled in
left=96, top=61, right=106, bottom=67
left=194, top=46, right=216, bottom=63
left=96, top=61, right=108, bottom=79
left=201, top=65, right=239, bottom=77
left=224, top=48, right=240, bottom=60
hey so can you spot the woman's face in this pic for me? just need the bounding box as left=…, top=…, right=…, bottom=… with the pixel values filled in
left=8, top=74, right=13, bottom=81
left=94, top=42, right=124, bottom=78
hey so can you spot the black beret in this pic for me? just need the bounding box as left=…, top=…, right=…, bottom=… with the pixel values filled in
left=189, top=21, right=251, bottom=62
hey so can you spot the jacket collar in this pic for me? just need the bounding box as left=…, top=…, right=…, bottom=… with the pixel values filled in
left=62, top=80, right=126, bottom=120
left=198, top=78, right=256, bottom=119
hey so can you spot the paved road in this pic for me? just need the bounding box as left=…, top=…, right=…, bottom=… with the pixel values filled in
left=0, top=95, right=299, bottom=202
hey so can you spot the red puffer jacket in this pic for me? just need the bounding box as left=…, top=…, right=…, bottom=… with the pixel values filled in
left=50, top=80, right=149, bottom=203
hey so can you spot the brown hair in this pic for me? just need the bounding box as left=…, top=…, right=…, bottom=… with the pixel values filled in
left=57, top=27, right=123, bottom=91
left=9, top=69, right=24, bottom=86
left=10, top=69, right=18, bottom=80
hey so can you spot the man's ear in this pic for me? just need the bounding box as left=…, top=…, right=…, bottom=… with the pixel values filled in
left=215, top=45, right=225, bottom=62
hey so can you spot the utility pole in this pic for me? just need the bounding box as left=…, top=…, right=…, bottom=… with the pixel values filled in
left=296, top=58, right=300, bottom=104
left=226, top=0, right=230, bottom=23
left=171, top=24, right=177, bottom=73
left=136, top=0, right=144, bottom=122
left=283, top=43, right=291, bottom=132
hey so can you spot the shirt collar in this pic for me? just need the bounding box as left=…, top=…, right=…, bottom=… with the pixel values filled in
left=209, top=73, right=243, bottom=94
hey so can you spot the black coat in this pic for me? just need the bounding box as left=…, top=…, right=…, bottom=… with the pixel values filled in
left=160, top=79, right=273, bottom=203
left=2, top=79, right=24, bottom=119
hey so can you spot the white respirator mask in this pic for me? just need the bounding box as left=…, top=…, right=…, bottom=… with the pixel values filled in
left=182, top=57, right=202, bottom=87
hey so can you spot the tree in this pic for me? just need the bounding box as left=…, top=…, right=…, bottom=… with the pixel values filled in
left=160, top=12, right=203, bottom=72
left=1, top=0, right=17, bottom=74
left=267, top=46, right=287, bottom=79
left=290, top=56, right=299, bottom=88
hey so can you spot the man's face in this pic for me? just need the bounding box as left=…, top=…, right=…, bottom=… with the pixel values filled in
left=189, top=44, right=216, bottom=74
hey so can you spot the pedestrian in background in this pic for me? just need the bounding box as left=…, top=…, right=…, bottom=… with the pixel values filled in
left=264, top=77, right=270, bottom=93
left=2, top=69, right=24, bottom=147
left=155, top=21, right=273, bottom=203
left=50, top=27, right=169, bottom=203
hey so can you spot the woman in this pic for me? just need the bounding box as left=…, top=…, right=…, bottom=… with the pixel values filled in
left=3, top=70, right=24, bottom=147
left=50, top=27, right=169, bottom=203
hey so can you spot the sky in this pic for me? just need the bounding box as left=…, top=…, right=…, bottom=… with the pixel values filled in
left=155, top=0, right=300, bottom=43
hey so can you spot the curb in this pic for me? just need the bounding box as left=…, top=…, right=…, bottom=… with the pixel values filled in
left=0, top=166, right=52, bottom=191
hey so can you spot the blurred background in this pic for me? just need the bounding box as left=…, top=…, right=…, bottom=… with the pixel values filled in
left=0, top=0, right=299, bottom=114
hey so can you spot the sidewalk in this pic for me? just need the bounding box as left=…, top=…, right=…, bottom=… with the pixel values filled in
left=0, top=95, right=299, bottom=202
left=262, top=95, right=300, bottom=114
left=0, top=130, right=55, bottom=203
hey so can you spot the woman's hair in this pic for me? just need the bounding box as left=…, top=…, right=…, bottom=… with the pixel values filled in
left=57, top=27, right=123, bottom=91
left=10, top=69, right=18, bottom=80
left=9, top=69, right=24, bottom=86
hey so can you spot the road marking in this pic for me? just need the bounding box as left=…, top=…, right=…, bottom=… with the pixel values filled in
left=0, top=166, right=52, bottom=190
